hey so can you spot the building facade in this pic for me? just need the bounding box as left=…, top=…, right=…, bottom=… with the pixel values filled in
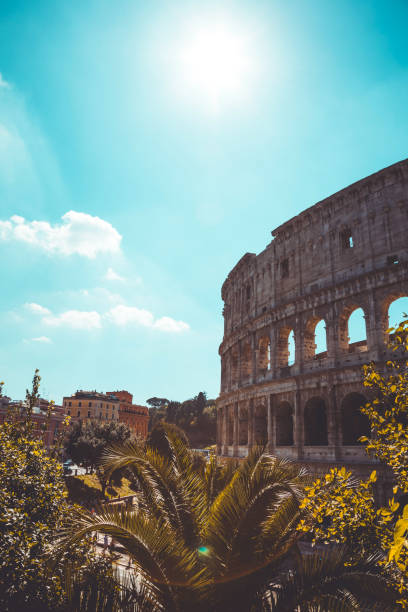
left=0, top=397, right=66, bottom=448
left=63, top=390, right=120, bottom=422
left=108, top=390, right=149, bottom=438
left=216, top=159, right=408, bottom=500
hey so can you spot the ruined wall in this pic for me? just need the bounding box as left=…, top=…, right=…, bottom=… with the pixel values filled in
left=217, top=159, right=408, bottom=498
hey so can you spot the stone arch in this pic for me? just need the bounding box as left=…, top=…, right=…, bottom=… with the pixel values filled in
left=239, top=406, right=248, bottom=445
left=276, top=402, right=294, bottom=446
left=304, top=397, right=328, bottom=446
left=341, top=392, right=370, bottom=445
left=277, top=326, right=296, bottom=367
left=258, top=336, right=271, bottom=371
left=241, top=341, right=252, bottom=380
left=338, top=303, right=368, bottom=353
left=304, top=316, right=328, bottom=360
left=254, top=403, right=267, bottom=444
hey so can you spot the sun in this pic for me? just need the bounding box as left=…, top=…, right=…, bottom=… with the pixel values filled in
left=173, top=19, right=256, bottom=112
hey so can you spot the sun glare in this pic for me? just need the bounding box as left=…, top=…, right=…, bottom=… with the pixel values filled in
left=172, top=19, right=257, bottom=113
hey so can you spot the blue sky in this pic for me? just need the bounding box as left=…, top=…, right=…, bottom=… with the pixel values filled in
left=0, top=0, right=407, bottom=404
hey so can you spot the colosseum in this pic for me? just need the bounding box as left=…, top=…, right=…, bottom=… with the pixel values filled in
left=216, top=158, right=408, bottom=499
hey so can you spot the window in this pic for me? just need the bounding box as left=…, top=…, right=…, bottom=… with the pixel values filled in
left=88, top=401, right=92, bottom=407
left=281, top=258, right=289, bottom=278
left=68, top=401, right=72, bottom=407
left=67, top=410, right=70, bottom=415
left=77, top=410, right=80, bottom=417
left=87, top=411, right=91, bottom=418
left=78, top=402, right=82, bottom=407
left=246, top=284, right=251, bottom=299
left=340, top=228, right=354, bottom=250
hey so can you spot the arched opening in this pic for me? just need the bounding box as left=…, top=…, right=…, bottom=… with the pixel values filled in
left=304, top=317, right=327, bottom=361
left=227, top=408, right=234, bottom=446
left=288, top=331, right=295, bottom=365
left=258, top=336, right=271, bottom=371
left=254, top=404, right=267, bottom=445
left=388, top=296, right=408, bottom=329
left=347, top=307, right=367, bottom=352
left=239, top=406, right=248, bottom=445
left=278, top=327, right=296, bottom=367
left=304, top=397, right=328, bottom=446
left=314, top=319, right=327, bottom=356
left=241, top=342, right=252, bottom=381
left=276, top=402, right=294, bottom=446
left=339, top=305, right=367, bottom=353
left=341, top=392, right=370, bottom=445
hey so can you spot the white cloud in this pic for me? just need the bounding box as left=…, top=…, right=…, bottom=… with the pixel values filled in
left=105, top=267, right=125, bottom=282
left=0, top=211, right=122, bottom=258
left=154, top=316, right=190, bottom=332
left=0, top=73, right=10, bottom=89
left=25, top=302, right=51, bottom=315
left=107, top=304, right=154, bottom=327
left=32, top=336, right=52, bottom=343
left=23, top=300, right=188, bottom=334
left=43, top=310, right=102, bottom=329
left=106, top=304, right=189, bottom=333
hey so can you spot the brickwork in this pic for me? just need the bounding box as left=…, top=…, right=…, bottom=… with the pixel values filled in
left=216, top=159, right=408, bottom=501
left=108, top=390, right=149, bottom=439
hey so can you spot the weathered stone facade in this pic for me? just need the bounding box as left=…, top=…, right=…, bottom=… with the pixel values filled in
left=216, top=159, right=408, bottom=500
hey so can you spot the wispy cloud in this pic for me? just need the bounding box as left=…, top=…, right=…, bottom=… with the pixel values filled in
left=0, top=73, right=10, bottom=89
left=23, top=300, right=189, bottom=333
left=106, top=304, right=189, bottom=332
left=0, top=211, right=122, bottom=258
left=105, top=266, right=125, bottom=282
left=153, top=316, right=190, bottom=332
left=32, top=336, right=52, bottom=343
left=43, top=310, right=102, bottom=330
left=107, top=304, right=154, bottom=327
left=25, top=302, right=51, bottom=315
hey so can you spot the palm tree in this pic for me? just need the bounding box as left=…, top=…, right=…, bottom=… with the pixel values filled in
left=57, top=425, right=400, bottom=611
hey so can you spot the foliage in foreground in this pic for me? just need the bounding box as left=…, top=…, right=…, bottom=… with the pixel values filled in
left=0, top=372, right=114, bottom=611
left=297, top=318, right=408, bottom=605
left=59, top=425, right=401, bottom=611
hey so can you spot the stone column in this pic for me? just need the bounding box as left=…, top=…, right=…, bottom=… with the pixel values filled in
left=248, top=398, right=254, bottom=449
left=267, top=394, right=275, bottom=454
left=366, top=289, right=384, bottom=360
left=326, top=389, right=337, bottom=456
left=216, top=407, right=222, bottom=455
left=294, top=386, right=303, bottom=460
left=233, top=402, right=239, bottom=456
left=330, top=383, right=341, bottom=461
left=222, top=407, right=228, bottom=455
left=326, top=305, right=340, bottom=363
left=252, top=332, right=258, bottom=384
left=238, top=341, right=242, bottom=387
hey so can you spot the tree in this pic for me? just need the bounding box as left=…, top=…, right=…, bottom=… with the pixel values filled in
left=0, top=372, right=113, bottom=611
left=146, top=397, right=169, bottom=409
left=361, top=316, right=408, bottom=580
left=0, top=416, right=67, bottom=609
left=296, top=318, right=408, bottom=605
left=59, top=425, right=400, bottom=610
left=64, top=419, right=131, bottom=474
